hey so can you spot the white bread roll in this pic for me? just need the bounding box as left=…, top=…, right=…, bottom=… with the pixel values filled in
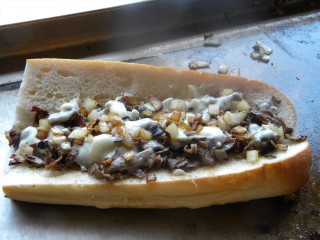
left=2, top=59, right=311, bottom=208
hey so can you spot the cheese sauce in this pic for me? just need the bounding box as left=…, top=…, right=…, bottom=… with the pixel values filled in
left=15, top=91, right=250, bottom=173
left=48, top=98, right=80, bottom=123
left=248, top=123, right=278, bottom=142
left=16, top=126, right=40, bottom=155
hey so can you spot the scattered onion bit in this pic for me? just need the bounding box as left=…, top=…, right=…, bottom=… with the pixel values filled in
left=138, top=129, right=153, bottom=141
left=38, top=119, right=51, bottom=132
left=196, top=125, right=204, bottom=134
left=187, top=115, right=195, bottom=125
left=220, top=89, right=233, bottom=96
left=236, top=100, right=250, bottom=112
left=169, top=99, right=187, bottom=112
left=123, top=94, right=140, bottom=105
left=51, top=125, right=65, bottom=136
left=102, top=158, right=113, bottom=167
left=116, top=126, right=123, bottom=136
left=208, top=104, right=219, bottom=115
left=149, top=96, right=162, bottom=112
left=165, top=122, right=178, bottom=140
left=169, top=111, right=182, bottom=123
left=276, top=144, right=288, bottom=151
left=122, top=130, right=134, bottom=148
left=21, top=145, right=34, bottom=155
left=246, top=150, right=259, bottom=163
left=123, top=151, right=135, bottom=162
left=232, top=126, right=247, bottom=134
left=80, top=107, right=89, bottom=117
left=158, top=119, right=168, bottom=128
left=102, top=113, right=124, bottom=127
left=178, top=122, right=192, bottom=131
left=152, top=112, right=166, bottom=120
left=49, top=134, right=67, bottom=145
left=61, top=141, right=72, bottom=151
left=36, top=129, right=48, bottom=140
left=142, top=109, right=153, bottom=117
left=83, top=98, right=97, bottom=114
left=68, top=127, right=88, bottom=145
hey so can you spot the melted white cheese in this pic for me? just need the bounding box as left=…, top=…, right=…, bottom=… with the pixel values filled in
left=177, top=126, right=226, bottom=144
left=105, top=100, right=129, bottom=118
left=248, top=124, right=278, bottom=142
left=162, top=92, right=242, bottom=115
left=75, top=134, right=120, bottom=167
left=16, top=126, right=40, bottom=155
left=124, top=118, right=157, bottom=136
left=48, top=98, right=80, bottom=123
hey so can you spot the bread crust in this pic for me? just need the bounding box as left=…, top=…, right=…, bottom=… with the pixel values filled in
left=2, top=59, right=311, bottom=208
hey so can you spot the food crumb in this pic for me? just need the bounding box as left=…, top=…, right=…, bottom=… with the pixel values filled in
left=218, top=64, right=229, bottom=74
left=188, top=60, right=211, bottom=70
left=250, top=40, right=273, bottom=63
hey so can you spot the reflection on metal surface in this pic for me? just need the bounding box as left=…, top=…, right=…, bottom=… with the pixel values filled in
left=0, top=0, right=146, bottom=25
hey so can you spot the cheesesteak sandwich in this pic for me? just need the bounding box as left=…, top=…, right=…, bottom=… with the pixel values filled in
left=2, top=59, right=311, bottom=208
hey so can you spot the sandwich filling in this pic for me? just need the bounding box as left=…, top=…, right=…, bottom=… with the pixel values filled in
left=6, top=88, right=306, bottom=182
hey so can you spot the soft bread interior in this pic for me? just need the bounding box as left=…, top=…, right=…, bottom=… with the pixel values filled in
left=14, top=59, right=296, bottom=129
left=3, top=59, right=311, bottom=208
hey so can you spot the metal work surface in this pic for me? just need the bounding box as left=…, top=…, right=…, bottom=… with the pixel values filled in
left=1, top=11, right=320, bottom=240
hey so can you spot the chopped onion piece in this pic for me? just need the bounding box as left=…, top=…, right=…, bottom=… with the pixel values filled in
left=138, top=129, right=152, bottom=141
left=52, top=135, right=67, bottom=145
left=68, top=127, right=88, bottom=139
left=80, top=107, right=88, bottom=117
left=169, top=111, right=182, bottom=122
left=21, top=145, right=34, bottom=155
left=38, top=119, right=51, bottom=131
left=142, top=109, right=153, bottom=117
left=116, top=126, right=123, bottom=136
left=196, top=125, right=203, bottom=134
left=36, top=129, right=48, bottom=140
left=217, top=116, right=228, bottom=131
left=232, top=126, right=247, bottom=134
left=158, top=119, right=168, bottom=128
left=123, top=94, right=140, bottom=105
left=208, top=104, right=219, bottom=115
left=246, top=150, right=259, bottom=163
left=83, top=98, right=97, bottom=114
left=51, top=125, right=65, bottom=136
left=165, top=122, right=178, bottom=140
left=123, top=151, right=135, bottom=162
left=220, top=89, right=233, bottom=96
left=98, top=122, right=109, bottom=133
left=102, top=158, right=113, bottom=167
left=187, top=115, right=195, bottom=125
left=236, top=100, right=250, bottom=112
left=87, top=109, right=101, bottom=121
left=169, top=99, right=187, bottom=112
left=61, top=141, right=72, bottom=151
left=223, top=111, right=246, bottom=127
left=102, top=113, right=124, bottom=127
left=153, top=112, right=166, bottom=120
left=86, top=134, right=94, bottom=143
left=179, top=122, right=192, bottom=131
left=277, top=144, right=288, bottom=151
left=123, top=130, right=134, bottom=148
